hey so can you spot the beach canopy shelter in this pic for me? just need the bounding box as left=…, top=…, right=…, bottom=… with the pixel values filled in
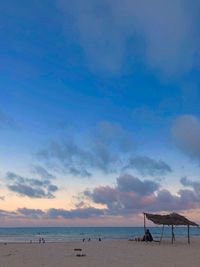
left=143, top=212, right=198, bottom=244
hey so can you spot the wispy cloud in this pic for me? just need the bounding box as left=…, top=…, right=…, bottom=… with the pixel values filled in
left=17, top=208, right=46, bottom=219
left=37, top=121, right=171, bottom=177
left=125, top=156, right=172, bottom=176
left=0, top=207, right=105, bottom=220
left=131, top=104, right=174, bottom=125
left=172, top=115, right=200, bottom=163
left=0, top=210, right=18, bottom=219
left=6, top=172, right=58, bottom=199
left=59, top=0, right=199, bottom=76
left=0, top=111, right=16, bottom=128
left=46, top=207, right=105, bottom=219
left=31, top=165, right=56, bottom=180
left=180, top=177, right=200, bottom=196
left=37, top=121, right=136, bottom=177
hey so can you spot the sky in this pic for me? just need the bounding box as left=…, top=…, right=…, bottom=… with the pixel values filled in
left=0, top=0, right=200, bottom=227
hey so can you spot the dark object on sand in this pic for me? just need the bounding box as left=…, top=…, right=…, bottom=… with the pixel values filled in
left=142, top=229, right=153, bottom=242
left=74, top=248, right=82, bottom=251
left=76, top=253, right=86, bottom=257
left=74, top=248, right=86, bottom=257
left=134, top=229, right=153, bottom=242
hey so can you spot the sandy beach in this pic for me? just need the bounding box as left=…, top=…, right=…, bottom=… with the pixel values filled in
left=0, top=238, right=200, bottom=267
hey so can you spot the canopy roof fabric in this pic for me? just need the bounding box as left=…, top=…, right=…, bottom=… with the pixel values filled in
left=145, top=212, right=198, bottom=226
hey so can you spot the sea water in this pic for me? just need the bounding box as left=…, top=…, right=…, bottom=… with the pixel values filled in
left=0, top=227, right=199, bottom=243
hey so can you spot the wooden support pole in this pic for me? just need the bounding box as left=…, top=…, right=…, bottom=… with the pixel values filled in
left=171, top=225, right=174, bottom=244
left=159, top=224, right=164, bottom=245
left=143, top=213, right=146, bottom=241
left=144, top=213, right=146, bottom=233
left=187, top=224, right=190, bottom=244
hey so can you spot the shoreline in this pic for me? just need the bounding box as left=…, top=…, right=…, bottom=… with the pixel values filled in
left=0, top=234, right=200, bottom=244
left=0, top=226, right=198, bottom=244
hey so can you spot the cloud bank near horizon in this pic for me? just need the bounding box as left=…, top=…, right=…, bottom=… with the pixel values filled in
left=1, top=174, right=200, bottom=222
left=83, top=174, right=200, bottom=215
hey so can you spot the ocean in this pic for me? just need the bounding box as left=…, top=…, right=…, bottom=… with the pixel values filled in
left=0, top=227, right=199, bottom=243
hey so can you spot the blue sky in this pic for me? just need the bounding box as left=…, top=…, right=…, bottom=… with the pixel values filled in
left=0, top=0, right=200, bottom=226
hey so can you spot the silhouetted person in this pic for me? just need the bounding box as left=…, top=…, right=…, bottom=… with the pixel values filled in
left=142, top=229, right=153, bottom=242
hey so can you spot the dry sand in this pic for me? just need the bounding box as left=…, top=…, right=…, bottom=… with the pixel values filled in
left=0, top=239, right=200, bottom=267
